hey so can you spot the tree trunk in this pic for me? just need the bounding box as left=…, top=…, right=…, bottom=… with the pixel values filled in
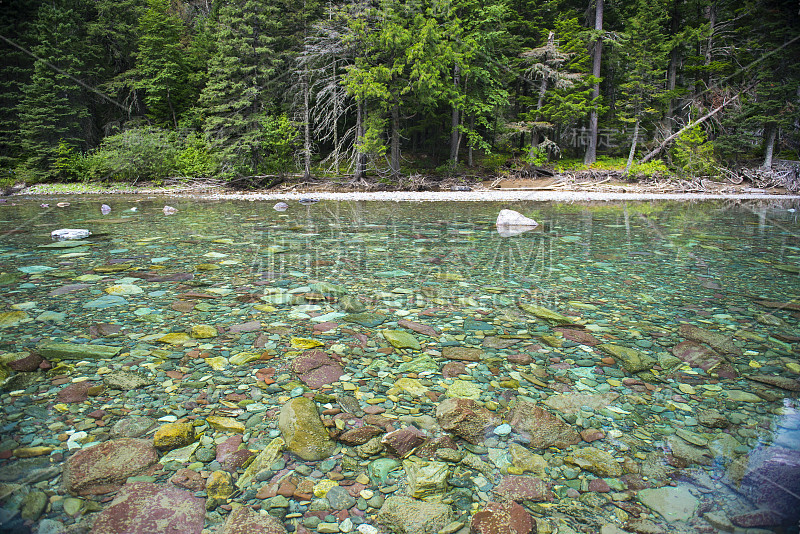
left=390, top=103, right=400, bottom=178
left=354, top=101, right=366, bottom=181
left=303, top=69, right=311, bottom=180
left=450, top=63, right=460, bottom=166
left=584, top=0, right=603, bottom=165
left=762, top=122, right=777, bottom=169
left=624, top=120, right=640, bottom=174
left=665, top=0, right=681, bottom=132
left=640, top=95, right=735, bottom=163
left=467, top=114, right=474, bottom=167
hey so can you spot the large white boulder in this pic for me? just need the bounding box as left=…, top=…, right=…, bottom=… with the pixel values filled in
left=496, top=209, right=538, bottom=237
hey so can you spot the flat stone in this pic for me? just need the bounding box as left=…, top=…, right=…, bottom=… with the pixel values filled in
left=158, top=332, right=192, bottom=345
left=89, top=481, right=205, bottom=534
left=190, top=324, right=218, bottom=338
left=377, top=495, right=454, bottom=534
left=382, top=330, right=421, bottom=350
left=104, top=284, right=143, bottom=296
left=599, top=344, right=656, bottom=373
left=746, top=374, right=800, bottom=391
left=221, top=506, right=287, bottom=534
left=638, top=486, right=699, bottom=522
left=382, top=426, right=426, bottom=458
left=236, top=437, right=285, bottom=489
left=543, top=392, right=620, bottom=415
left=292, top=350, right=343, bottom=388
left=508, top=400, right=580, bottom=449
left=436, top=397, right=498, bottom=445
left=62, top=439, right=159, bottom=496
left=344, top=312, right=387, bottom=328
left=678, top=324, right=742, bottom=357
left=446, top=379, right=482, bottom=399
left=83, top=295, right=128, bottom=309
left=103, top=370, right=151, bottom=390
left=153, top=422, right=196, bottom=450
left=397, top=319, right=439, bottom=337
left=206, top=416, right=245, bottom=433
left=39, top=342, right=122, bottom=360
left=569, top=447, right=622, bottom=477
left=441, top=346, right=483, bottom=362
left=471, top=501, right=535, bottom=534
left=494, top=475, right=551, bottom=501
left=518, top=303, right=575, bottom=325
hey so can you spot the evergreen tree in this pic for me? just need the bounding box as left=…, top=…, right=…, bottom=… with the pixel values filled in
left=199, top=0, right=281, bottom=177
left=135, top=0, right=190, bottom=129
left=617, top=0, right=669, bottom=172
left=16, top=0, right=100, bottom=178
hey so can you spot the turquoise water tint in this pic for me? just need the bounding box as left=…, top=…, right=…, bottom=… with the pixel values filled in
left=0, top=197, right=798, bottom=534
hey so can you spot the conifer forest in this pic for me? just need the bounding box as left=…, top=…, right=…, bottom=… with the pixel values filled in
left=1, top=0, right=799, bottom=185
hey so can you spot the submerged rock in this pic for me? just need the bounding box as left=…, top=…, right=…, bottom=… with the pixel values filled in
left=471, top=501, right=536, bottom=534
left=377, top=495, right=454, bottom=534
left=508, top=400, right=580, bottom=449
left=278, top=397, right=335, bottom=461
left=62, top=438, right=159, bottom=496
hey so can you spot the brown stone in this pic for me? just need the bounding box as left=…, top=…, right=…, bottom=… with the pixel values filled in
left=221, top=506, right=287, bottom=534
left=442, top=346, right=483, bottom=362
left=493, top=475, right=552, bottom=502
left=381, top=426, right=426, bottom=458
left=337, top=425, right=384, bottom=446
left=89, top=482, right=205, bottom=534
left=63, top=439, right=159, bottom=496
left=169, top=468, right=205, bottom=491
left=508, top=400, right=580, bottom=449
left=471, top=501, right=536, bottom=534
left=436, top=397, right=498, bottom=445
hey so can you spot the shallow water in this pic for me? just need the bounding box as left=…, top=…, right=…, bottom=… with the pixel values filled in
left=1, top=196, right=799, bottom=534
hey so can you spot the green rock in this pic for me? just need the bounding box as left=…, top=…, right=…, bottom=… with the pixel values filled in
left=229, top=352, right=261, bottom=366
left=403, top=458, right=450, bottom=501
left=344, top=312, right=387, bottom=328
left=38, top=342, right=122, bottom=360
left=446, top=380, right=482, bottom=400
left=338, top=295, right=366, bottom=313
left=368, top=458, right=400, bottom=485
left=599, top=344, right=656, bottom=373
left=569, top=447, right=622, bottom=477
left=237, top=437, right=286, bottom=489
left=0, top=272, right=21, bottom=285
left=397, top=355, right=439, bottom=374
left=63, top=497, right=83, bottom=517
left=382, top=330, right=420, bottom=350
left=190, top=324, right=218, bottom=338
left=311, top=282, right=347, bottom=297
left=518, top=303, right=576, bottom=325
left=20, top=491, right=47, bottom=521
left=0, top=311, right=28, bottom=328
left=638, top=487, right=699, bottom=522
left=104, top=284, right=143, bottom=295
left=279, top=397, right=335, bottom=461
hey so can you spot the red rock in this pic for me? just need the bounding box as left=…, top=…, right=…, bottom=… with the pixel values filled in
left=730, top=509, right=784, bottom=528
left=90, top=481, right=206, bottom=534
left=397, top=319, right=439, bottom=337
left=177, top=292, right=218, bottom=299
left=277, top=479, right=297, bottom=498
left=580, top=428, right=605, bottom=443
left=671, top=341, right=725, bottom=373
left=88, top=323, right=122, bottom=338
left=442, top=346, right=482, bottom=362
left=415, top=435, right=459, bottom=459
left=363, top=406, right=385, bottom=415
left=381, top=426, right=426, bottom=458
left=216, top=435, right=253, bottom=472
left=436, top=398, right=498, bottom=445
left=507, top=353, right=533, bottom=365
left=166, top=370, right=184, bottom=380
left=63, top=438, right=159, bottom=496
left=494, top=476, right=552, bottom=502
left=291, top=350, right=344, bottom=388
left=228, top=320, right=261, bottom=333
left=442, top=361, right=467, bottom=378
left=170, top=468, right=205, bottom=491
left=337, top=426, right=384, bottom=446
left=220, top=506, right=288, bottom=534
left=7, top=353, right=43, bottom=372
left=313, top=322, right=339, bottom=332
left=588, top=478, right=610, bottom=492
left=508, top=400, right=580, bottom=449
left=56, top=381, right=95, bottom=403
left=554, top=327, right=600, bottom=346
left=471, top=501, right=536, bottom=534
left=88, top=410, right=106, bottom=420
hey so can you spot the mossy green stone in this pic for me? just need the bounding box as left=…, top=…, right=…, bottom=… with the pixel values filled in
left=0, top=311, right=28, bottom=328
left=190, top=324, right=218, bottom=339
left=518, top=303, right=576, bottom=325
left=382, top=330, right=420, bottom=350
left=598, top=344, right=655, bottom=373
left=38, top=342, right=122, bottom=360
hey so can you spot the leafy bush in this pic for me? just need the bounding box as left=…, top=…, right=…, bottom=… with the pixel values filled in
left=627, top=159, right=669, bottom=178
left=523, top=145, right=549, bottom=167
left=671, top=125, right=718, bottom=178
left=82, top=127, right=178, bottom=182
left=262, top=113, right=298, bottom=175
left=174, top=133, right=216, bottom=177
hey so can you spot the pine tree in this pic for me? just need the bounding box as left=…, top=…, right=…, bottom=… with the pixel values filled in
left=199, top=0, right=281, bottom=177
left=135, top=0, right=190, bottom=129
left=16, top=0, right=99, bottom=178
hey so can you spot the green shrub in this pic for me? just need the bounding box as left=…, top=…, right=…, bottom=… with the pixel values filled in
left=83, top=127, right=178, bottom=182
left=671, top=125, right=718, bottom=178
left=262, top=113, right=299, bottom=175
left=174, top=134, right=217, bottom=177
left=627, top=159, right=669, bottom=178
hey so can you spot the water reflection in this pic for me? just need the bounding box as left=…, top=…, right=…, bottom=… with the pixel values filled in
left=0, top=197, right=798, bottom=534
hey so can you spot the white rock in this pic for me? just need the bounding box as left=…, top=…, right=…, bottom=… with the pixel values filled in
left=51, top=228, right=91, bottom=241
left=356, top=525, right=379, bottom=534
left=496, top=209, right=538, bottom=227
